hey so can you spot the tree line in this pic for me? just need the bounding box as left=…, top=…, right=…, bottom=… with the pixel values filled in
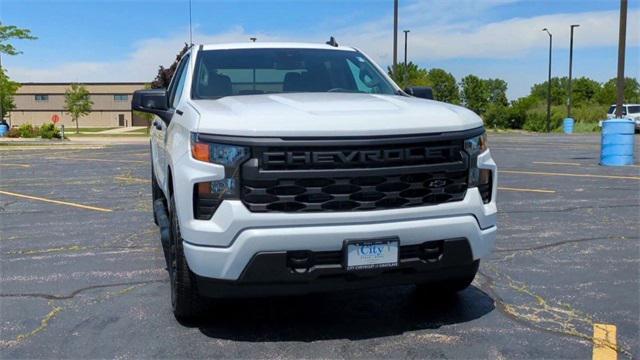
left=389, top=62, right=640, bottom=132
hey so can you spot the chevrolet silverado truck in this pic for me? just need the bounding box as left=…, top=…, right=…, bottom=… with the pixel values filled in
left=132, top=42, right=497, bottom=320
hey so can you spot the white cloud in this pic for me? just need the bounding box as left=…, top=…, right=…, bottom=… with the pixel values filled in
left=337, top=8, right=639, bottom=63
left=6, top=1, right=639, bottom=87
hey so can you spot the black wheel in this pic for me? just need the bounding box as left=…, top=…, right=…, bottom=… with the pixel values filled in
left=151, top=165, right=162, bottom=225
left=168, top=195, right=207, bottom=321
left=416, top=260, right=479, bottom=295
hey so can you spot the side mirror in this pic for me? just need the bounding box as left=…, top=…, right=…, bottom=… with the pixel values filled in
left=404, top=86, right=434, bottom=100
left=132, top=89, right=172, bottom=123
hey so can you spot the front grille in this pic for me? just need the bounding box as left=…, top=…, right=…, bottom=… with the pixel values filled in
left=240, top=137, right=470, bottom=213
left=242, top=171, right=467, bottom=212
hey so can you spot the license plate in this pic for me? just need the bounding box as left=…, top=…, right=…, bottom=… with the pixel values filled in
left=344, top=237, right=399, bottom=271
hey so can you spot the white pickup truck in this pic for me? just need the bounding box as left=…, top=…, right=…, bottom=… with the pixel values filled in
left=132, top=42, right=497, bottom=320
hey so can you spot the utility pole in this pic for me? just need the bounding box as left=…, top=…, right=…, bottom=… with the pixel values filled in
left=189, top=0, right=193, bottom=45
left=567, top=24, right=579, bottom=119
left=393, top=0, right=398, bottom=75
left=615, top=0, right=627, bottom=118
left=403, top=30, right=409, bottom=85
left=543, top=28, right=553, bottom=132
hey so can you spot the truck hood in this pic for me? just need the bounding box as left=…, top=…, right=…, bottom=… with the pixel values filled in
left=190, top=93, right=483, bottom=137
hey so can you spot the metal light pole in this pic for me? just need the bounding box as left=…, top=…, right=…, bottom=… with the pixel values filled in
left=615, top=0, right=628, bottom=118
left=567, top=24, right=579, bottom=119
left=403, top=30, right=410, bottom=85
left=393, top=0, right=399, bottom=75
left=543, top=28, right=553, bottom=132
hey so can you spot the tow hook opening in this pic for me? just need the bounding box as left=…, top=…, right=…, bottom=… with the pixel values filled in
left=287, top=251, right=314, bottom=274
left=419, top=240, right=444, bottom=263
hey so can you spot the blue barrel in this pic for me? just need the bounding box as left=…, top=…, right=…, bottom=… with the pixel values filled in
left=600, top=119, right=635, bottom=166
left=0, top=124, right=8, bottom=137
left=563, top=118, right=574, bottom=134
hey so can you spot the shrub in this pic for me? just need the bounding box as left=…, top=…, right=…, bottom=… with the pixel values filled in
left=523, top=106, right=563, bottom=132
left=7, top=127, right=20, bottom=138
left=18, top=124, right=39, bottom=138
left=39, top=123, right=61, bottom=139
left=571, top=104, right=608, bottom=123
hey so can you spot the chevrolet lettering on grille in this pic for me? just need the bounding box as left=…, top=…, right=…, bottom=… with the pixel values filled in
left=262, top=146, right=455, bottom=168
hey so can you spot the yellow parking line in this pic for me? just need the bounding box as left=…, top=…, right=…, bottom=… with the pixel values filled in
left=50, top=157, right=146, bottom=164
left=0, top=163, right=31, bottom=168
left=0, top=190, right=112, bottom=212
left=498, top=186, right=556, bottom=194
left=533, top=161, right=581, bottom=166
left=502, top=170, right=640, bottom=181
left=593, top=323, right=617, bottom=360
left=114, top=176, right=150, bottom=183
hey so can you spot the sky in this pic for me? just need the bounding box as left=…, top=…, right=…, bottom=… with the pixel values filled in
left=1, top=0, right=639, bottom=99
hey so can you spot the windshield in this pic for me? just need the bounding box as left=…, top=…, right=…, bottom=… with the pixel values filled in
left=192, top=48, right=397, bottom=99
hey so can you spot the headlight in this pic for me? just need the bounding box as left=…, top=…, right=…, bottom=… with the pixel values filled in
left=464, top=133, right=492, bottom=203
left=464, top=133, right=488, bottom=156
left=191, top=134, right=250, bottom=219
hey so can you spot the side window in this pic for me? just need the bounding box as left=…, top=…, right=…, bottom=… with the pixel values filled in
left=169, top=55, right=190, bottom=108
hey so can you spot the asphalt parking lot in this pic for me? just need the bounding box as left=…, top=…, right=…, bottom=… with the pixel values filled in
left=1, top=134, right=638, bottom=359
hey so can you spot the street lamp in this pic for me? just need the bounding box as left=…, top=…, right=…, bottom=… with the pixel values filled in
left=403, top=30, right=410, bottom=85
left=393, top=0, right=399, bottom=75
left=543, top=28, right=553, bottom=132
left=567, top=24, right=580, bottom=119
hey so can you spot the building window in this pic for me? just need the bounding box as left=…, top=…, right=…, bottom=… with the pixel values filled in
left=114, top=94, right=128, bottom=101
left=35, top=94, right=49, bottom=101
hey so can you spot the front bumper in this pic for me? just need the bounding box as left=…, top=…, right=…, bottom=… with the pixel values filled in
left=183, top=187, right=496, bottom=281
left=195, top=238, right=479, bottom=298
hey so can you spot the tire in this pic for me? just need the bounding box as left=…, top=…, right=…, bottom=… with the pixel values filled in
left=168, top=195, right=206, bottom=321
left=415, top=260, right=479, bottom=295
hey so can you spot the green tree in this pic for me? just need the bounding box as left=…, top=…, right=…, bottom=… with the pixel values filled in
left=0, top=68, right=20, bottom=119
left=0, top=23, right=36, bottom=120
left=387, top=62, right=429, bottom=89
left=64, top=84, right=93, bottom=134
left=530, top=77, right=568, bottom=106
left=0, top=22, right=37, bottom=57
left=595, top=77, right=640, bottom=105
left=484, top=78, right=508, bottom=106
left=460, top=75, right=489, bottom=114
left=571, top=77, right=601, bottom=104
left=426, top=68, right=460, bottom=104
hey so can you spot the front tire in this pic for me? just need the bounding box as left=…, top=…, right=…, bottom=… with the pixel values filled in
left=168, top=195, right=206, bottom=321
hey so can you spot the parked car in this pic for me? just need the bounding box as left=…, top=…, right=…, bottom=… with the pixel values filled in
left=132, top=42, right=497, bottom=320
left=600, top=104, right=640, bottom=132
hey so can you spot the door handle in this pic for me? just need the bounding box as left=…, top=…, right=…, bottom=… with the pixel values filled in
left=153, top=120, right=162, bottom=130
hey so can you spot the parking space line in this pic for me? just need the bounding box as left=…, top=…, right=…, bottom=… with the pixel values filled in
left=114, top=176, right=150, bottom=183
left=498, top=186, right=556, bottom=194
left=533, top=161, right=581, bottom=166
left=502, top=170, right=640, bottom=181
left=49, top=157, right=146, bottom=164
left=0, top=163, right=31, bottom=168
left=0, top=190, right=112, bottom=212
left=593, top=323, right=617, bottom=360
